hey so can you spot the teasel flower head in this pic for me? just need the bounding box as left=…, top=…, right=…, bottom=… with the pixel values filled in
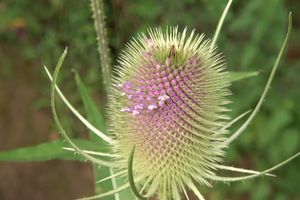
left=108, top=27, right=231, bottom=199
left=45, top=2, right=297, bottom=199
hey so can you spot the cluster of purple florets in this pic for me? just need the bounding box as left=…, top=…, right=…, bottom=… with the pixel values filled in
left=118, top=53, right=199, bottom=117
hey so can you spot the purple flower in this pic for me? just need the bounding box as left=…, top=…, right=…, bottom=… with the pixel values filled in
left=108, top=27, right=231, bottom=199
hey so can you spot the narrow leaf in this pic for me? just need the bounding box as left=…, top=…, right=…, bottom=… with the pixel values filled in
left=74, top=72, right=107, bottom=137
left=75, top=72, right=115, bottom=199
left=75, top=75, right=135, bottom=199
left=228, top=71, right=259, bottom=82
left=0, top=139, right=105, bottom=162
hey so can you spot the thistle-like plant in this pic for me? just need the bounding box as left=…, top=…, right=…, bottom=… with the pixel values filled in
left=42, top=0, right=299, bottom=199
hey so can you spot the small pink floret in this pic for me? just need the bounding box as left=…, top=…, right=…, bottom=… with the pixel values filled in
left=132, top=110, right=140, bottom=115
left=146, top=38, right=154, bottom=48
left=148, top=104, right=157, bottom=110
left=165, top=58, right=171, bottom=66
left=120, top=107, right=131, bottom=112
left=158, top=94, right=170, bottom=101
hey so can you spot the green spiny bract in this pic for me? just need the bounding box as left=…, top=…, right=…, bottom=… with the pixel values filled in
left=107, top=27, right=231, bottom=199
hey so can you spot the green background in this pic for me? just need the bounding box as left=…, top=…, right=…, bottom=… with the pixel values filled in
left=0, top=0, right=299, bottom=199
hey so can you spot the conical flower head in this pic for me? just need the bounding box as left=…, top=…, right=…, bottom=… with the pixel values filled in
left=108, top=27, right=231, bottom=199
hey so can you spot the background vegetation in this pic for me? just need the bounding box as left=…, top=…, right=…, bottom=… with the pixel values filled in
left=0, top=0, right=299, bottom=199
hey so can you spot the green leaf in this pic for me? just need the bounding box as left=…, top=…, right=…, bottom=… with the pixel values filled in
left=228, top=71, right=259, bottom=82
left=0, top=139, right=105, bottom=162
left=74, top=73, right=115, bottom=199
left=75, top=74, right=135, bottom=199
left=74, top=72, right=107, bottom=135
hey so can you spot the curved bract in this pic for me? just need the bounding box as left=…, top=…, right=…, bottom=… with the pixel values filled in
left=107, top=27, right=231, bottom=199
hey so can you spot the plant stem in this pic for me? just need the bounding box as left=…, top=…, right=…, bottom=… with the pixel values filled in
left=90, top=0, right=111, bottom=89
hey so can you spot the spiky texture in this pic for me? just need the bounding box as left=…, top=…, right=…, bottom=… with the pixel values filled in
left=107, top=27, right=231, bottom=199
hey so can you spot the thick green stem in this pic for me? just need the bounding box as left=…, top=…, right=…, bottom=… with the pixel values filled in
left=90, top=1, right=114, bottom=198
left=90, top=0, right=111, bottom=88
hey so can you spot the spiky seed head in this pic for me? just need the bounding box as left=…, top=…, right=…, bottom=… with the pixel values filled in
left=108, top=27, right=231, bottom=199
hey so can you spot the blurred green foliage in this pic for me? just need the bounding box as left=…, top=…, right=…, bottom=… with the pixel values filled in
left=0, top=0, right=299, bottom=199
